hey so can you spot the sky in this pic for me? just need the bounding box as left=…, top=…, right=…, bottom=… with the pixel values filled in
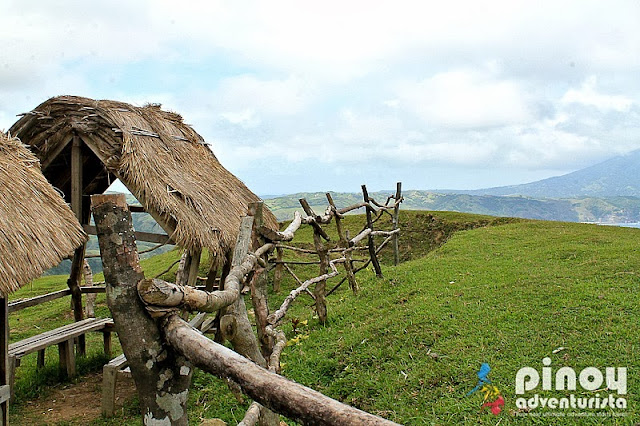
left=1, top=1, right=639, bottom=196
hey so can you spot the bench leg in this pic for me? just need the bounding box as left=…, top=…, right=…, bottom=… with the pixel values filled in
left=76, top=335, right=86, bottom=357
left=101, top=364, right=118, bottom=417
left=58, top=340, right=76, bottom=378
left=37, top=349, right=46, bottom=369
left=103, top=331, right=112, bottom=359
left=7, top=357, right=15, bottom=403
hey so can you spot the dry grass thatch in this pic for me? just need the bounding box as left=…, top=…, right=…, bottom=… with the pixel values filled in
left=0, top=132, right=86, bottom=296
left=9, top=96, right=277, bottom=256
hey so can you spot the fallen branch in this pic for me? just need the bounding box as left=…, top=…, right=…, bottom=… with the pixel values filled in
left=164, top=315, right=400, bottom=426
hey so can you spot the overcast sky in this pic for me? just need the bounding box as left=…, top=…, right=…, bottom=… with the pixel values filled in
left=1, top=1, right=639, bottom=195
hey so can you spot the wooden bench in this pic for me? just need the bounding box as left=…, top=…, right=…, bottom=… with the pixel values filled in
left=8, top=317, right=114, bottom=395
left=101, top=313, right=215, bottom=416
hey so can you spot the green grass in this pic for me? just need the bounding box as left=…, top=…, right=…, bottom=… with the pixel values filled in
left=281, top=220, right=640, bottom=425
left=9, top=211, right=640, bottom=424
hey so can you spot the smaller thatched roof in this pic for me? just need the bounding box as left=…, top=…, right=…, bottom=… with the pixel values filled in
left=0, top=132, right=86, bottom=296
left=10, top=96, right=277, bottom=256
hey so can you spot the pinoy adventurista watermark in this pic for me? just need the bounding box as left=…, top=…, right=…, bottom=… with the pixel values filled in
left=467, top=363, right=505, bottom=415
left=514, top=357, right=627, bottom=418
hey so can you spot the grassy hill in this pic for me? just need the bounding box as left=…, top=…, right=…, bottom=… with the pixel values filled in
left=8, top=211, right=640, bottom=425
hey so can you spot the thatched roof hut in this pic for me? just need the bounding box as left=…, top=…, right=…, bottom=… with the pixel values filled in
left=9, top=96, right=277, bottom=257
left=0, top=132, right=87, bottom=296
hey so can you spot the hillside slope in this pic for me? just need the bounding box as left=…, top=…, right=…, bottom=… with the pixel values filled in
left=281, top=220, right=640, bottom=424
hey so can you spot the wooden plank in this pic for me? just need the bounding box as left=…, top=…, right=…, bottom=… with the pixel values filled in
left=8, top=287, right=105, bottom=313
left=8, top=289, right=72, bottom=313
left=80, top=286, right=106, bottom=294
left=9, top=318, right=113, bottom=358
left=83, top=225, right=174, bottom=245
left=128, top=205, right=145, bottom=213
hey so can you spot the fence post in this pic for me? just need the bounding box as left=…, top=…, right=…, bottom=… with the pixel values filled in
left=361, top=185, right=383, bottom=278
left=299, top=199, right=329, bottom=324
left=392, top=182, right=402, bottom=266
left=326, top=193, right=358, bottom=294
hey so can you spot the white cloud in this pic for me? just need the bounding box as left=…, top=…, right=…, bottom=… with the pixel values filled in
left=396, top=69, right=532, bottom=128
left=215, top=75, right=316, bottom=123
left=1, top=0, right=639, bottom=192
left=561, top=76, right=634, bottom=112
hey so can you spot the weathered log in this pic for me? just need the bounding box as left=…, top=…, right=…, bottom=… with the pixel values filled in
left=92, top=193, right=192, bottom=426
left=82, top=260, right=96, bottom=318
left=350, top=228, right=372, bottom=246
left=164, top=315, right=399, bottom=426
left=239, top=401, right=262, bottom=426
left=258, top=211, right=303, bottom=242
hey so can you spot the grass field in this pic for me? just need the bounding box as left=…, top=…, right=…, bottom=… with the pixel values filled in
left=7, top=211, right=639, bottom=425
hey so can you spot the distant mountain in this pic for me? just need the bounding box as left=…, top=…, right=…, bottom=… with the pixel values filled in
left=463, top=150, right=640, bottom=198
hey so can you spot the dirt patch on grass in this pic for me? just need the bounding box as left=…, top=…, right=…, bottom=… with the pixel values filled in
left=12, top=371, right=137, bottom=425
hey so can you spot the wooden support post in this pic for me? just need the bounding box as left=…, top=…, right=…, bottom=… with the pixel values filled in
left=175, top=251, right=191, bottom=286
left=58, top=339, right=76, bottom=378
left=37, top=350, right=45, bottom=368
left=186, top=249, right=202, bottom=287
left=299, top=200, right=329, bottom=323
left=69, top=135, right=86, bottom=355
left=221, top=212, right=279, bottom=426
left=205, top=263, right=218, bottom=292
left=326, top=193, right=358, bottom=294
left=103, top=331, right=112, bottom=358
left=83, top=260, right=96, bottom=318
left=273, top=247, right=284, bottom=292
left=248, top=202, right=273, bottom=357
left=0, top=297, right=8, bottom=425
left=92, top=193, right=192, bottom=425
left=361, top=185, right=383, bottom=278
left=393, top=182, right=402, bottom=266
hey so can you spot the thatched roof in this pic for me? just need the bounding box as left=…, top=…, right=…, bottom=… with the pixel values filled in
left=9, top=96, right=277, bottom=256
left=0, top=132, right=86, bottom=296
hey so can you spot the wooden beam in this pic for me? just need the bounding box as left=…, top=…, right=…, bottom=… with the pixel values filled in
left=8, top=287, right=106, bottom=314
left=71, top=136, right=83, bottom=222
left=41, top=136, right=72, bottom=170
left=83, top=225, right=174, bottom=245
